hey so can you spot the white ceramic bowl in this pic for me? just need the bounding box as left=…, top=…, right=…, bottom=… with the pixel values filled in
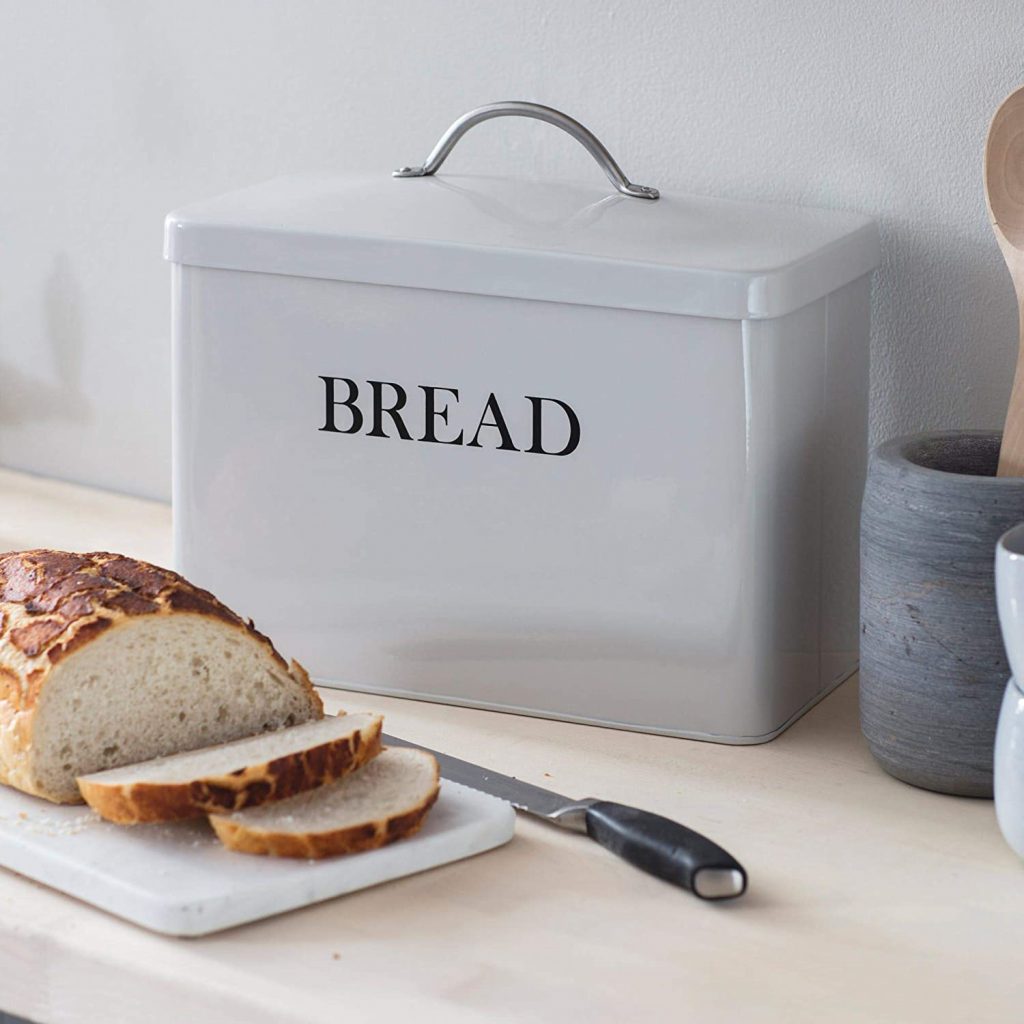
left=994, top=524, right=1024, bottom=857
left=995, top=678, right=1024, bottom=858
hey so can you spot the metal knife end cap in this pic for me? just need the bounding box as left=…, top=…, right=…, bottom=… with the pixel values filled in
left=692, top=867, right=746, bottom=900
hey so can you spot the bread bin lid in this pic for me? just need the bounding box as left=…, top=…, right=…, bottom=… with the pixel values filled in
left=164, top=103, right=880, bottom=320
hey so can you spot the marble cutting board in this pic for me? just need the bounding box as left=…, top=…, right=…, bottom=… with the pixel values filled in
left=0, top=779, right=515, bottom=936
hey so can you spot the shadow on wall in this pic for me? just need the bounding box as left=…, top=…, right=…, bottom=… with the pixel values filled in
left=869, top=216, right=1017, bottom=443
left=0, top=252, right=92, bottom=428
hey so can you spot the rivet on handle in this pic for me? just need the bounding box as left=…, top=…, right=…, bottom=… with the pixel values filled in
left=394, top=101, right=659, bottom=201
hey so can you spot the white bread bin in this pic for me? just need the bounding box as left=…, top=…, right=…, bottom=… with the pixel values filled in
left=166, top=103, right=880, bottom=743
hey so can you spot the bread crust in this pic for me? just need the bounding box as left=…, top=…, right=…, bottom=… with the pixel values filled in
left=208, top=759, right=441, bottom=859
left=0, top=550, right=323, bottom=802
left=78, top=716, right=382, bottom=824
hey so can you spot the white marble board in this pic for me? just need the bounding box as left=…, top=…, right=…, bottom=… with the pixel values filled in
left=0, top=780, right=515, bottom=936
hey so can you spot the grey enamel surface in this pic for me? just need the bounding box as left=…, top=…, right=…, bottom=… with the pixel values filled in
left=860, top=431, right=1024, bottom=797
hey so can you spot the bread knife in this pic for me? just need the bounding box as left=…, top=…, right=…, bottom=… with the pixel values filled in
left=383, top=733, right=746, bottom=901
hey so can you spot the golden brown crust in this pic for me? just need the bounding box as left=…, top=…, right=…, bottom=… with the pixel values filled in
left=1, top=549, right=255, bottom=676
left=79, top=718, right=382, bottom=825
left=0, top=549, right=322, bottom=709
left=0, top=549, right=322, bottom=801
left=208, top=762, right=441, bottom=859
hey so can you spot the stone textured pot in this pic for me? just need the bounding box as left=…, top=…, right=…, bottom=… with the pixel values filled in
left=860, top=430, right=1024, bottom=797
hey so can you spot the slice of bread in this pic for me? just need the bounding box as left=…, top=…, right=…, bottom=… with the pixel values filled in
left=78, top=714, right=383, bottom=824
left=209, top=746, right=440, bottom=858
left=0, top=550, right=323, bottom=803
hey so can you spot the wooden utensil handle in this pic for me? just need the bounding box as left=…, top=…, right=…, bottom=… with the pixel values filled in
left=998, top=313, right=1024, bottom=476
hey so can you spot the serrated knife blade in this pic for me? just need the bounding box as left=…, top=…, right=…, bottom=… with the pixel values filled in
left=383, top=733, right=747, bottom=901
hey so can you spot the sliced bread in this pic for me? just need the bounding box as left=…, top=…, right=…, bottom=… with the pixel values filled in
left=0, top=549, right=323, bottom=803
left=209, top=746, right=440, bottom=858
left=77, top=713, right=383, bottom=824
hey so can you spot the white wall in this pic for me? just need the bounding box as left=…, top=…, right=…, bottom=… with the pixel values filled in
left=0, top=0, right=1020, bottom=500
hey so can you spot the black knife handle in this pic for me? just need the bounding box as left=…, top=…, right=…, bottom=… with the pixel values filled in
left=584, top=801, right=747, bottom=900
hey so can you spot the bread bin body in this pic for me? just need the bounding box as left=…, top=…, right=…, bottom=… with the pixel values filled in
left=167, top=172, right=878, bottom=742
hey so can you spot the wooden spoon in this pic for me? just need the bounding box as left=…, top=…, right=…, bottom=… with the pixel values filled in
left=985, top=85, right=1024, bottom=476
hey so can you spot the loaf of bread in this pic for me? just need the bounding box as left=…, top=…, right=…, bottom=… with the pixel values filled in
left=0, top=549, right=323, bottom=804
left=209, top=746, right=441, bottom=858
left=78, top=713, right=382, bottom=824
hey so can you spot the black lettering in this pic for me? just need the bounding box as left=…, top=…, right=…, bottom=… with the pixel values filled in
left=525, top=396, right=581, bottom=456
left=318, top=376, right=362, bottom=434
left=321, top=377, right=579, bottom=458
left=367, top=380, right=412, bottom=440
left=467, top=393, right=519, bottom=451
left=419, top=386, right=463, bottom=445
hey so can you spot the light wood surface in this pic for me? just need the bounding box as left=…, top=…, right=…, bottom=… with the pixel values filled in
left=0, top=467, right=1021, bottom=1024
left=985, top=85, right=1024, bottom=476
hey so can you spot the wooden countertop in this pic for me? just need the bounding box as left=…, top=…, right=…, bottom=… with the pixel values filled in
left=0, top=467, right=1020, bottom=1024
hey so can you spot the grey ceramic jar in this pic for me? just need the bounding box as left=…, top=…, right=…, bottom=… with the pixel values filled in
left=860, top=430, right=1024, bottom=797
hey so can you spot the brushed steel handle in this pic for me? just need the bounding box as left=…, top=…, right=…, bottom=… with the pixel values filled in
left=394, top=101, right=659, bottom=200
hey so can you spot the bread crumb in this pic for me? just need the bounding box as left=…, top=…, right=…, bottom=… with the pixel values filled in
left=331, top=952, right=341, bottom=960
left=543, top=773, right=552, bottom=778
left=5, top=807, right=99, bottom=837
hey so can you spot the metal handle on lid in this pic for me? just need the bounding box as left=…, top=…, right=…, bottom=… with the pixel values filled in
left=394, top=101, right=659, bottom=200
